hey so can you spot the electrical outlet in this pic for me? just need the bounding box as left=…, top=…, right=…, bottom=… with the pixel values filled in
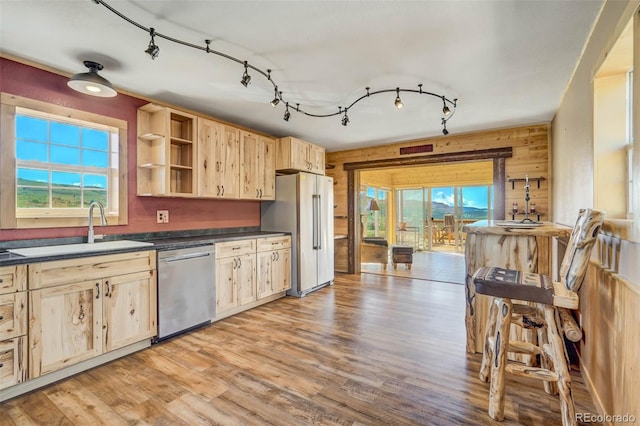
left=157, top=210, right=169, bottom=223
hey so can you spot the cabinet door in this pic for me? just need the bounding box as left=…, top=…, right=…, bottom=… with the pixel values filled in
left=237, top=254, right=256, bottom=305
left=260, top=136, right=275, bottom=200
left=309, top=144, right=325, bottom=175
left=240, top=131, right=260, bottom=199
left=256, top=251, right=274, bottom=299
left=289, top=138, right=310, bottom=171
left=219, top=125, right=240, bottom=199
left=103, top=270, right=157, bottom=352
left=29, top=280, right=103, bottom=378
left=0, top=336, right=27, bottom=390
left=273, top=249, right=291, bottom=293
left=216, top=257, right=238, bottom=315
left=197, top=117, right=223, bottom=198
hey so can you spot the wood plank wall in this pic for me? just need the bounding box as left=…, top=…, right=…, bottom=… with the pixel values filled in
left=326, top=124, right=550, bottom=236
left=581, top=220, right=640, bottom=418
left=361, top=162, right=494, bottom=188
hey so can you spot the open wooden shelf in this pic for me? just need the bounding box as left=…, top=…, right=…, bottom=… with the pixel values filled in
left=137, top=104, right=196, bottom=196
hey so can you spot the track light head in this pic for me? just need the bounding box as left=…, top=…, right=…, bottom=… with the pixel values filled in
left=270, top=88, right=280, bottom=107
left=240, top=61, right=251, bottom=87
left=341, top=111, right=350, bottom=126
left=394, top=88, right=403, bottom=109
left=442, top=117, right=449, bottom=135
left=442, top=96, right=451, bottom=116
left=145, top=28, right=159, bottom=59
left=283, top=103, right=291, bottom=121
left=67, top=61, right=117, bottom=97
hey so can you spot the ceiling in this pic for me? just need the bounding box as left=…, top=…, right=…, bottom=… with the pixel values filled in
left=0, top=0, right=604, bottom=152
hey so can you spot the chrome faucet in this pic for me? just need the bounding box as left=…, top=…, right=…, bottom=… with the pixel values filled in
left=87, top=201, right=108, bottom=243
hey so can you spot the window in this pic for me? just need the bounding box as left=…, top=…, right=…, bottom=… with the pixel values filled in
left=16, top=110, right=115, bottom=212
left=593, top=18, right=633, bottom=219
left=0, top=93, right=128, bottom=229
left=361, top=185, right=389, bottom=239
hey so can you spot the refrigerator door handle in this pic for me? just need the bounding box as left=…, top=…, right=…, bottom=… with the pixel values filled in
left=312, top=194, right=320, bottom=249
left=316, top=194, right=322, bottom=250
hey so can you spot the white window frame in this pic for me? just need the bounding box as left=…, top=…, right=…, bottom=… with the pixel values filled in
left=0, top=93, right=128, bottom=229
left=627, top=68, right=634, bottom=219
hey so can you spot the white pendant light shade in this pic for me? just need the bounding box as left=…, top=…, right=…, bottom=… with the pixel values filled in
left=67, top=61, right=117, bottom=97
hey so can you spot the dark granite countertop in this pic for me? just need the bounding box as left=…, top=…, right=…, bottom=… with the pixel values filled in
left=0, top=227, right=288, bottom=267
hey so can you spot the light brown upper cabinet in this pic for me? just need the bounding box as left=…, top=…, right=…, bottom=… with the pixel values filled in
left=137, top=104, right=196, bottom=197
left=138, top=103, right=276, bottom=200
left=197, top=118, right=240, bottom=199
left=240, top=131, right=275, bottom=200
left=276, top=136, right=325, bottom=175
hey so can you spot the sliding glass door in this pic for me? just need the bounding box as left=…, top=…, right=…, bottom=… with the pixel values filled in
left=397, top=184, right=493, bottom=252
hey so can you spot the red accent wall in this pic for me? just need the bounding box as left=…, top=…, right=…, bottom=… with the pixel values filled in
left=0, top=58, right=260, bottom=241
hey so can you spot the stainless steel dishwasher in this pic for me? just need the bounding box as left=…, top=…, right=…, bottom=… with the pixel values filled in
left=155, top=244, right=216, bottom=342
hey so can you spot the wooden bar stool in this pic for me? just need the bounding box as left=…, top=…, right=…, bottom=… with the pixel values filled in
left=472, top=209, right=604, bottom=425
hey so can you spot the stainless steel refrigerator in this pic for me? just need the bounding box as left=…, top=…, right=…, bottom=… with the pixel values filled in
left=261, top=172, right=334, bottom=297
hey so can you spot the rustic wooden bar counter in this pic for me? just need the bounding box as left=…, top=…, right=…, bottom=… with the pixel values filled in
left=462, top=220, right=572, bottom=353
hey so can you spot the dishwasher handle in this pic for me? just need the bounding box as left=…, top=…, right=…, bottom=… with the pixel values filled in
left=162, top=252, right=212, bottom=263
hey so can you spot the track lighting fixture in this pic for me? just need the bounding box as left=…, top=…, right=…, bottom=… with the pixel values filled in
left=394, top=88, right=404, bottom=109
left=67, top=60, right=117, bottom=97
left=92, top=0, right=459, bottom=134
left=145, top=28, right=159, bottom=60
left=270, top=88, right=280, bottom=107
left=240, top=61, right=251, bottom=87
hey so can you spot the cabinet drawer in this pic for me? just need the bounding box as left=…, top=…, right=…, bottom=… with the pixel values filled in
left=0, top=292, right=27, bottom=341
left=216, top=239, right=256, bottom=258
left=0, top=336, right=27, bottom=390
left=0, top=265, right=27, bottom=294
left=29, top=250, right=156, bottom=289
left=257, top=236, right=291, bottom=252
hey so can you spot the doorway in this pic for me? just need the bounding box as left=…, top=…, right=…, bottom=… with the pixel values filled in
left=342, top=147, right=512, bottom=274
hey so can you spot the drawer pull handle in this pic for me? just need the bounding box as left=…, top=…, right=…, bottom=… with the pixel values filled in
left=79, top=304, right=85, bottom=321
left=0, top=315, right=3, bottom=321
left=0, top=363, right=3, bottom=368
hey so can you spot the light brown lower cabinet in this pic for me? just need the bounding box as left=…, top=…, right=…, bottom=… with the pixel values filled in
left=28, top=251, right=157, bottom=379
left=256, top=236, right=291, bottom=298
left=215, top=236, right=291, bottom=320
left=215, top=239, right=257, bottom=317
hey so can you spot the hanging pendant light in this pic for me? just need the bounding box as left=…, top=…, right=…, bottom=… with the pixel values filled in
left=67, top=61, right=117, bottom=98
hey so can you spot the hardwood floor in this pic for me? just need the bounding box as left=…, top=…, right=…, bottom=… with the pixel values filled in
left=1, top=270, right=600, bottom=425
left=361, top=251, right=466, bottom=284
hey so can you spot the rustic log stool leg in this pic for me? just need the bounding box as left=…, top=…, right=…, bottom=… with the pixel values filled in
left=543, top=305, right=576, bottom=426
left=488, top=298, right=512, bottom=421
left=536, top=306, right=558, bottom=396
left=479, top=299, right=498, bottom=382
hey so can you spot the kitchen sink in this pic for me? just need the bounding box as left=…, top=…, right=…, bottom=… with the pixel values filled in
left=7, top=240, right=154, bottom=258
